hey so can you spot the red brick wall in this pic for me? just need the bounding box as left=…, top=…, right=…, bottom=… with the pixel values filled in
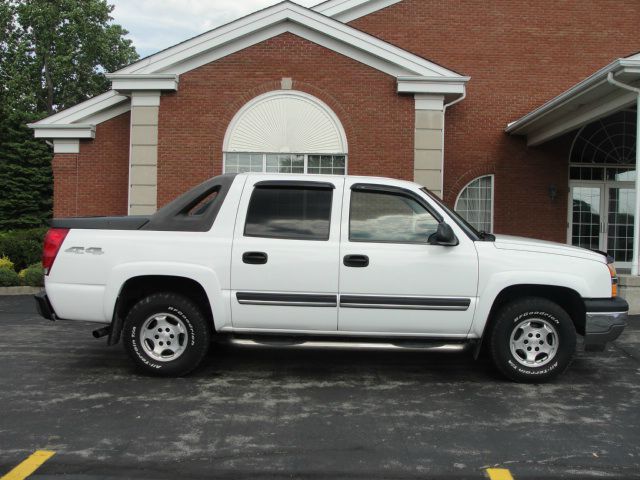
left=51, top=154, right=79, bottom=218
left=52, top=112, right=130, bottom=217
left=157, top=32, right=414, bottom=206
left=350, top=0, right=640, bottom=240
left=53, top=1, right=640, bottom=242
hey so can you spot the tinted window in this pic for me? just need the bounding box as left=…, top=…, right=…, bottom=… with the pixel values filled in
left=350, top=190, right=438, bottom=243
left=245, top=187, right=332, bottom=240
left=187, top=189, right=219, bottom=216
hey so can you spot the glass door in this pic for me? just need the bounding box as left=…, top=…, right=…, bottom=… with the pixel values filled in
left=569, top=183, right=605, bottom=252
left=606, top=184, right=635, bottom=268
left=568, top=182, right=636, bottom=268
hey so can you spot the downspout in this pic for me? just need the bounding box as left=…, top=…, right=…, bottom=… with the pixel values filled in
left=607, top=72, right=640, bottom=275
left=441, top=90, right=467, bottom=200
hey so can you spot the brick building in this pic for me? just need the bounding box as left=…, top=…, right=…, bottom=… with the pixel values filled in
left=29, top=0, right=640, bottom=269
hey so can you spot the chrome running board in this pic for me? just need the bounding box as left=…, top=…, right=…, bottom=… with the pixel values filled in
left=226, top=337, right=469, bottom=353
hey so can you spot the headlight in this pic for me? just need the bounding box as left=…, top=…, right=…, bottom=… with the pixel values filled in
left=608, top=262, right=618, bottom=298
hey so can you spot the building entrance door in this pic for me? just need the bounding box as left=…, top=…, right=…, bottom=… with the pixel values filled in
left=568, top=181, right=635, bottom=268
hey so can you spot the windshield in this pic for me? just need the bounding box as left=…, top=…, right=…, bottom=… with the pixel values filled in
left=420, top=187, right=482, bottom=240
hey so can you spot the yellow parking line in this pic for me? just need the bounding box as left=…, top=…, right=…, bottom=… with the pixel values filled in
left=486, top=468, right=515, bottom=480
left=1, top=450, right=55, bottom=480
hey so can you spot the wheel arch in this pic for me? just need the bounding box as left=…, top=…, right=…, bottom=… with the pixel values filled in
left=117, top=275, right=213, bottom=323
left=104, top=264, right=228, bottom=344
left=483, top=284, right=586, bottom=340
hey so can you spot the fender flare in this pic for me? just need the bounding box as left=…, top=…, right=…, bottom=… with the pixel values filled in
left=103, top=262, right=228, bottom=340
left=470, top=271, right=591, bottom=343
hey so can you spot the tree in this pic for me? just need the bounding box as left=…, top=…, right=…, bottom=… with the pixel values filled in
left=0, top=0, right=138, bottom=229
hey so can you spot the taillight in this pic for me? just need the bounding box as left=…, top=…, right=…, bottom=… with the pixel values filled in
left=42, top=228, right=69, bottom=275
left=608, top=262, right=618, bottom=298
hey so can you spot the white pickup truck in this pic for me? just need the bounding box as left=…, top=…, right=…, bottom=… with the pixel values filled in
left=35, top=173, right=628, bottom=382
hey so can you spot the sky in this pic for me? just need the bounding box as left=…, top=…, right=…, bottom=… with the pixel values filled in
left=110, top=0, right=320, bottom=58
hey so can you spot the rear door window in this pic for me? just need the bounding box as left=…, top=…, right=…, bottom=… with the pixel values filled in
left=244, top=186, right=333, bottom=240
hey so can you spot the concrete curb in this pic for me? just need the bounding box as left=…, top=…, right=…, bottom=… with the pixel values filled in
left=0, top=286, right=41, bottom=296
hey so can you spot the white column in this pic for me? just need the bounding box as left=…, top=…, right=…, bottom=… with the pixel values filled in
left=128, top=91, right=160, bottom=215
left=413, top=94, right=445, bottom=198
left=632, top=95, right=640, bottom=275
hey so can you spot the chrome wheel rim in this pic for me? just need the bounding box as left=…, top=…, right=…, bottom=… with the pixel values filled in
left=140, top=313, right=188, bottom=362
left=509, top=318, right=559, bottom=367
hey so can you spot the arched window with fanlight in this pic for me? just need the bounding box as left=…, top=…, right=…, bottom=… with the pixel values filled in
left=455, top=175, right=494, bottom=233
left=223, top=90, right=348, bottom=175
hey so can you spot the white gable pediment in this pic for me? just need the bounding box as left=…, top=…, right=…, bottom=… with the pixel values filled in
left=114, top=2, right=460, bottom=79
left=31, top=0, right=468, bottom=133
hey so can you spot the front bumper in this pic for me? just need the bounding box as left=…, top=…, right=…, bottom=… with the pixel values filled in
left=34, top=291, right=56, bottom=321
left=583, top=297, right=628, bottom=351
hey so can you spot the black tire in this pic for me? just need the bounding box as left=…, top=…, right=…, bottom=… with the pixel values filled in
left=122, top=292, right=211, bottom=376
left=489, top=297, right=576, bottom=383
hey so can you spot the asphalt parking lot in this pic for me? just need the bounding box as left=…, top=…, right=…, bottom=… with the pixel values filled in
left=1, top=295, right=639, bottom=479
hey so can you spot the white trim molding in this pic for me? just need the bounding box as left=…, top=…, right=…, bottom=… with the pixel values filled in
left=312, top=0, right=403, bottom=22
left=29, top=90, right=129, bottom=126
left=27, top=90, right=130, bottom=144
left=506, top=57, right=640, bottom=146
left=29, top=124, right=95, bottom=139
left=398, top=76, right=469, bottom=101
left=106, top=73, right=179, bottom=92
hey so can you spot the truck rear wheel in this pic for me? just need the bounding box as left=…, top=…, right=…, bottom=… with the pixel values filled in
left=123, top=292, right=211, bottom=376
left=489, top=297, right=576, bottom=383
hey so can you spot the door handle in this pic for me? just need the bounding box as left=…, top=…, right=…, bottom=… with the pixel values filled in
left=242, top=251, right=268, bottom=265
left=343, top=254, right=369, bottom=268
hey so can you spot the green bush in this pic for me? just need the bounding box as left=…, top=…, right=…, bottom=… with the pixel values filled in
left=19, top=263, right=44, bottom=287
left=0, top=267, right=20, bottom=287
left=0, top=228, right=47, bottom=271
left=0, top=255, right=14, bottom=271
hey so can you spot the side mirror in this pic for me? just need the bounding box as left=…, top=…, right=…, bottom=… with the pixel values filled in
left=428, top=223, right=458, bottom=246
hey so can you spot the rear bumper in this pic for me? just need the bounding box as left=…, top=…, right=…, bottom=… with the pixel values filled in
left=583, top=297, right=628, bottom=351
left=34, top=291, right=56, bottom=321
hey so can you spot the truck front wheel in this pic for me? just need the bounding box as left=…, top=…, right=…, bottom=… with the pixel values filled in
left=489, top=297, right=576, bottom=383
left=122, top=292, right=211, bottom=376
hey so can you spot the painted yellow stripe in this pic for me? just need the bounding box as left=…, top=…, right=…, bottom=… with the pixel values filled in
left=1, top=450, right=55, bottom=480
left=486, top=468, right=515, bottom=480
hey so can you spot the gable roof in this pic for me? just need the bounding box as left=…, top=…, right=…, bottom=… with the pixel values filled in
left=30, top=0, right=467, bottom=136
left=312, top=0, right=403, bottom=22
left=113, top=1, right=458, bottom=77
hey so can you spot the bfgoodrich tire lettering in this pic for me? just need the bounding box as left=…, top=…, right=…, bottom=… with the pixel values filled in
left=489, top=297, right=576, bottom=383
left=123, top=292, right=211, bottom=376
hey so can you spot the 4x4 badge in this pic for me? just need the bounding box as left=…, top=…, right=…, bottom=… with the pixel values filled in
left=65, top=246, right=104, bottom=255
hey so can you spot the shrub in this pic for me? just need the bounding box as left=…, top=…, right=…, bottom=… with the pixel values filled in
left=0, top=228, right=47, bottom=271
left=0, top=255, right=14, bottom=271
left=0, top=267, right=20, bottom=287
left=19, top=263, right=44, bottom=287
